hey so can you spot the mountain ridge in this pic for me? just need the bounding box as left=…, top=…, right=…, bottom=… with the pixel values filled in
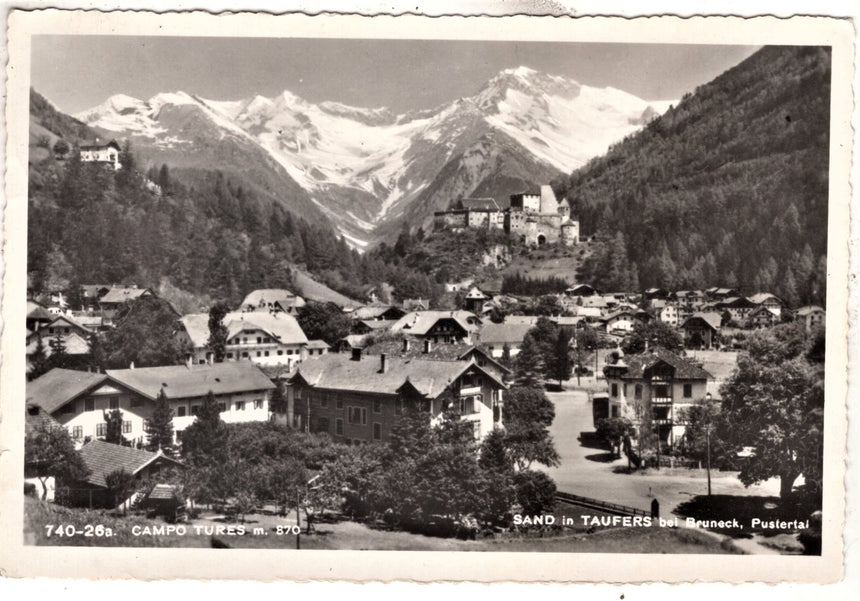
left=72, top=67, right=672, bottom=248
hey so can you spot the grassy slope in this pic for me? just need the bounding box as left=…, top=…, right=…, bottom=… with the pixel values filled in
left=293, top=269, right=363, bottom=308
left=489, top=240, right=591, bottom=287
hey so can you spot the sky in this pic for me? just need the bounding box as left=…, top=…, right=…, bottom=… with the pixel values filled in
left=31, top=36, right=759, bottom=115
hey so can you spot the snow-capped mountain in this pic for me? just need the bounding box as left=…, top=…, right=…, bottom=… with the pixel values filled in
left=76, top=67, right=672, bottom=248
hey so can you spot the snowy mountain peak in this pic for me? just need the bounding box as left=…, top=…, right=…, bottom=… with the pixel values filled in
left=75, top=68, right=675, bottom=249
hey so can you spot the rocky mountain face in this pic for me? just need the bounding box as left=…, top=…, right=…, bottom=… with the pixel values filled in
left=75, top=67, right=670, bottom=248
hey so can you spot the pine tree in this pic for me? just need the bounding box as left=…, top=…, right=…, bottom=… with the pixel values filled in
left=46, top=331, right=69, bottom=370
left=145, top=388, right=175, bottom=454
left=513, top=335, right=545, bottom=388
left=546, top=327, right=573, bottom=387
left=103, top=409, right=126, bottom=445
left=207, top=302, right=230, bottom=362
left=29, top=335, right=49, bottom=380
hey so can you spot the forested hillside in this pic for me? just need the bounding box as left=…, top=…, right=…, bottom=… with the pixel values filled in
left=558, top=46, right=830, bottom=306
left=27, top=90, right=443, bottom=307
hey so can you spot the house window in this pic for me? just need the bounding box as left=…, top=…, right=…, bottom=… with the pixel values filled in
left=373, top=399, right=382, bottom=414
left=243, top=338, right=247, bottom=344
left=71, top=426, right=83, bottom=440
left=257, top=337, right=262, bottom=344
left=264, top=351, right=270, bottom=357
left=683, top=384, right=693, bottom=398
left=226, top=353, right=234, bottom=359
left=256, top=351, right=262, bottom=357
left=277, top=350, right=283, bottom=356
left=191, top=405, right=200, bottom=416
left=316, top=417, right=330, bottom=433
left=336, top=418, right=344, bottom=436
left=611, top=384, right=618, bottom=397
left=60, top=403, right=76, bottom=414
left=373, top=423, right=382, bottom=441
left=236, top=401, right=246, bottom=411
left=131, top=396, right=143, bottom=407
left=177, top=406, right=186, bottom=417
left=122, top=421, right=132, bottom=434
left=254, top=399, right=263, bottom=410
left=336, top=398, right=344, bottom=409
left=109, top=397, right=119, bottom=410
left=348, top=406, right=367, bottom=425
left=459, top=397, right=475, bottom=414
left=264, top=337, right=271, bottom=343
left=395, top=399, right=404, bottom=416
left=85, top=398, right=95, bottom=412
left=654, top=385, right=669, bottom=398
left=96, top=423, right=106, bottom=437
left=623, top=383, right=628, bottom=397
left=287, top=350, right=294, bottom=355
left=634, top=384, right=642, bottom=400
left=319, top=395, right=328, bottom=408
left=242, top=352, right=249, bottom=358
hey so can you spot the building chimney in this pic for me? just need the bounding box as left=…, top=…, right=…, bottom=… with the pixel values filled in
left=403, top=338, right=411, bottom=352
left=424, top=339, right=432, bottom=354
left=380, top=353, right=388, bottom=373
left=351, top=347, right=363, bottom=361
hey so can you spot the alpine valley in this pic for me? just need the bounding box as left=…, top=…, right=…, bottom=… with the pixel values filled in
left=74, top=67, right=672, bottom=248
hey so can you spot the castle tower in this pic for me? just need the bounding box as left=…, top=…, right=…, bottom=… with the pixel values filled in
left=539, top=185, right=559, bottom=214
left=558, top=197, right=571, bottom=220
left=561, top=219, right=580, bottom=246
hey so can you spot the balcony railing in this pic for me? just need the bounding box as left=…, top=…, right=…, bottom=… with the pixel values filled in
left=652, top=396, right=673, bottom=404
left=459, top=385, right=481, bottom=396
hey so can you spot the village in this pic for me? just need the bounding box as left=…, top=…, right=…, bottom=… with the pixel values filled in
left=23, top=173, right=826, bottom=553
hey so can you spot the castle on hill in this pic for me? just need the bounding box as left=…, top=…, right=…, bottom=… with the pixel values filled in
left=433, top=185, right=580, bottom=246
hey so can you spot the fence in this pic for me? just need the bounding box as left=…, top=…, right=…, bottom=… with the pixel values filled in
left=555, top=491, right=650, bottom=518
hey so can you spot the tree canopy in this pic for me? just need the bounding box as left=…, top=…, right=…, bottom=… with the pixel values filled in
left=97, top=296, right=187, bottom=369
left=718, top=324, right=824, bottom=500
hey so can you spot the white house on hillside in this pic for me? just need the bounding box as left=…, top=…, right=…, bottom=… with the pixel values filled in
left=177, top=311, right=312, bottom=368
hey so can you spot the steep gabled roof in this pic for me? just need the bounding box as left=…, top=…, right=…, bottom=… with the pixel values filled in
left=615, top=349, right=713, bottom=381
left=240, top=288, right=304, bottom=311
left=106, top=361, right=275, bottom=401
left=78, top=440, right=183, bottom=488
left=796, top=305, right=825, bottom=316
left=291, top=353, right=506, bottom=398
left=99, top=287, right=153, bottom=304
left=391, top=310, right=482, bottom=336
left=681, top=312, right=723, bottom=331
left=179, top=311, right=308, bottom=348
left=748, top=292, right=784, bottom=305
left=26, top=368, right=108, bottom=414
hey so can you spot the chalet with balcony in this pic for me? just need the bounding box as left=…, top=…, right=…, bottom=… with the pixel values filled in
left=286, top=351, right=507, bottom=444
left=80, top=140, right=122, bottom=170
left=98, top=286, right=155, bottom=318
left=680, top=312, right=722, bottom=349
left=717, top=296, right=758, bottom=324
left=748, top=292, right=785, bottom=318
left=747, top=305, right=780, bottom=329
left=390, top=310, right=482, bottom=345
left=603, top=349, right=712, bottom=450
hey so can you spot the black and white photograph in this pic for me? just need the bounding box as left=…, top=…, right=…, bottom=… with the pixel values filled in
left=0, top=10, right=853, bottom=583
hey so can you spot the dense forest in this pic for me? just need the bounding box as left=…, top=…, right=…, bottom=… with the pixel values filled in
left=557, top=46, right=830, bottom=306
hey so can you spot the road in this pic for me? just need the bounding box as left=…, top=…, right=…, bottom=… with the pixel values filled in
left=544, top=387, right=781, bottom=516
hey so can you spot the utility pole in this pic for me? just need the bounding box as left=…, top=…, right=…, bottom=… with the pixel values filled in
left=706, top=424, right=712, bottom=496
